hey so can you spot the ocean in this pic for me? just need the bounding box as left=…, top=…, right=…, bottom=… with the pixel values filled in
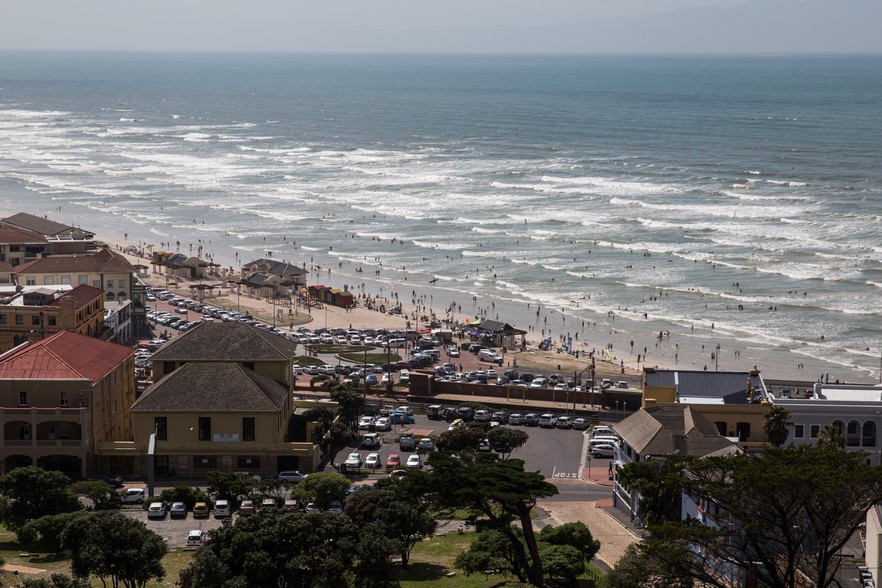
left=1, top=51, right=880, bottom=382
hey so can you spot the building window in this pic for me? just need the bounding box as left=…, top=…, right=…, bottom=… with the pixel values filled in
left=59, top=391, right=68, bottom=407
left=154, top=417, right=167, bottom=441
left=847, top=420, right=861, bottom=447
left=237, top=456, right=261, bottom=469
left=19, top=391, right=27, bottom=406
left=106, top=280, right=114, bottom=289
left=735, top=422, right=751, bottom=442
left=61, top=275, right=71, bottom=285
left=198, top=417, right=211, bottom=441
left=26, top=277, right=36, bottom=285
left=78, top=275, right=88, bottom=285
left=48, top=316, right=56, bottom=326
left=92, top=280, right=100, bottom=288
left=195, top=456, right=218, bottom=469
left=810, top=424, right=820, bottom=439
left=0, top=315, right=5, bottom=324
left=863, top=421, right=876, bottom=447
left=43, top=276, right=54, bottom=285
left=31, top=316, right=41, bottom=326
left=243, top=417, right=255, bottom=441
left=15, top=315, right=23, bottom=325
left=794, top=424, right=804, bottom=439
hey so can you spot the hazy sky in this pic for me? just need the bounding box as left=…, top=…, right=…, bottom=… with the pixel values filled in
left=1, top=0, right=878, bottom=54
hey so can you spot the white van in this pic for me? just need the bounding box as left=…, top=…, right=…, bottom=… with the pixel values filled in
left=214, top=499, right=231, bottom=518
left=478, top=349, right=502, bottom=364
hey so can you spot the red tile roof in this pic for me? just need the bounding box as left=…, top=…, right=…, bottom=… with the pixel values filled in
left=0, top=331, right=133, bottom=383
left=46, top=284, right=104, bottom=308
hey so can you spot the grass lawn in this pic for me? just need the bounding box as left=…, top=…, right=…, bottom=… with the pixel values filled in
left=293, top=355, right=325, bottom=367
left=399, top=532, right=509, bottom=588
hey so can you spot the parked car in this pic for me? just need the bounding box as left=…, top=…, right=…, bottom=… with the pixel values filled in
left=374, top=417, right=391, bottom=431
left=327, top=501, right=343, bottom=514
left=238, top=500, right=256, bottom=516
left=358, top=416, right=376, bottom=430
left=399, top=433, right=416, bottom=451
left=120, top=488, right=145, bottom=504
left=278, top=470, right=306, bottom=483
left=87, top=473, right=123, bottom=488
left=305, top=502, right=321, bottom=513
left=491, top=411, right=509, bottom=424
left=590, top=444, right=616, bottom=458
left=555, top=416, right=574, bottom=429
left=365, top=453, right=382, bottom=468
left=573, top=418, right=589, bottom=430
left=508, top=413, right=524, bottom=425
left=187, top=530, right=206, bottom=547
left=417, top=438, right=434, bottom=451
left=538, top=413, right=556, bottom=427
left=169, top=501, right=187, bottom=519
left=389, top=469, right=408, bottom=480
left=523, top=413, right=540, bottom=427
left=406, top=454, right=422, bottom=469
left=193, top=502, right=209, bottom=518
left=477, top=439, right=492, bottom=452
left=474, top=410, right=492, bottom=422
left=386, top=453, right=401, bottom=467
left=261, top=498, right=277, bottom=511
left=214, top=499, right=231, bottom=518
left=147, top=502, right=167, bottom=519
left=389, top=412, right=415, bottom=425
left=284, top=499, right=299, bottom=512
left=344, top=452, right=362, bottom=467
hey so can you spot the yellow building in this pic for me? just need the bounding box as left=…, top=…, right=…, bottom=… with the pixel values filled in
left=0, top=330, right=135, bottom=478
left=642, top=367, right=772, bottom=446
left=0, top=284, right=105, bottom=352
left=101, top=322, right=319, bottom=478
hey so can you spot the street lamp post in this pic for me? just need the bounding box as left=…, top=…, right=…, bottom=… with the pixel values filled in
left=715, top=344, right=721, bottom=371
left=189, top=427, right=194, bottom=486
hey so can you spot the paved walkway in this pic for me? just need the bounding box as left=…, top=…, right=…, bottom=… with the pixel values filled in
left=538, top=496, right=642, bottom=570
left=1, top=563, right=46, bottom=575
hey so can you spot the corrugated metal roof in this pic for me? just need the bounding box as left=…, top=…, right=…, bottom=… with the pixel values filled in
left=646, top=369, right=765, bottom=405
left=0, top=330, right=133, bottom=382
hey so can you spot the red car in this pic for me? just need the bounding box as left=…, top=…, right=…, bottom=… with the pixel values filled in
left=386, top=453, right=401, bottom=467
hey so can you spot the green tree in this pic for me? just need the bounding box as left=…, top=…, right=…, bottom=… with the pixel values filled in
left=62, top=511, right=167, bottom=588
left=0, top=466, right=80, bottom=531
left=538, top=543, right=584, bottom=587
left=537, top=521, right=600, bottom=564
left=455, top=528, right=528, bottom=582
left=817, top=422, right=846, bottom=449
left=69, top=481, right=120, bottom=511
left=639, top=446, right=882, bottom=588
left=205, top=471, right=254, bottom=505
left=327, top=420, right=358, bottom=460
left=603, top=543, right=693, bottom=588
left=427, top=452, right=557, bottom=587
left=329, top=382, right=364, bottom=425
left=762, top=406, right=791, bottom=447
left=344, top=484, right=437, bottom=568
left=435, top=424, right=487, bottom=453
left=178, top=511, right=364, bottom=588
left=294, top=471, right=350, bottom=509
left=18, top=511, right=89, bottom=552
left=487, top=427, right=529, bottom=459
left=615, top=458, right=683, bottom=525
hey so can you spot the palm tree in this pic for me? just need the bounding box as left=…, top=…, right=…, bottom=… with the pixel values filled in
left=817, top=422, right=846, bottom=449
left=763, top=406, right=791, bottom=447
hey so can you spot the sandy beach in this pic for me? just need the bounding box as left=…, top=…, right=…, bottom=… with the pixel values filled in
left=1, top=203, right=837, bottom=384
left=100, top=231, right=809, bottom=384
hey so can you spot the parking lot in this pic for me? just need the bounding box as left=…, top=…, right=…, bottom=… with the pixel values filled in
left=336, top=410, right=610, bottom=484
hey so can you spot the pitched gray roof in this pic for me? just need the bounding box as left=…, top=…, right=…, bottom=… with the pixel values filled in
left=131, top=362, right=287, bottom=412
left=613, top=405, right=739, bottom=458
left=151, top=322, right=298, bottom=362
left=243, top=258, right=307, bottom=277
